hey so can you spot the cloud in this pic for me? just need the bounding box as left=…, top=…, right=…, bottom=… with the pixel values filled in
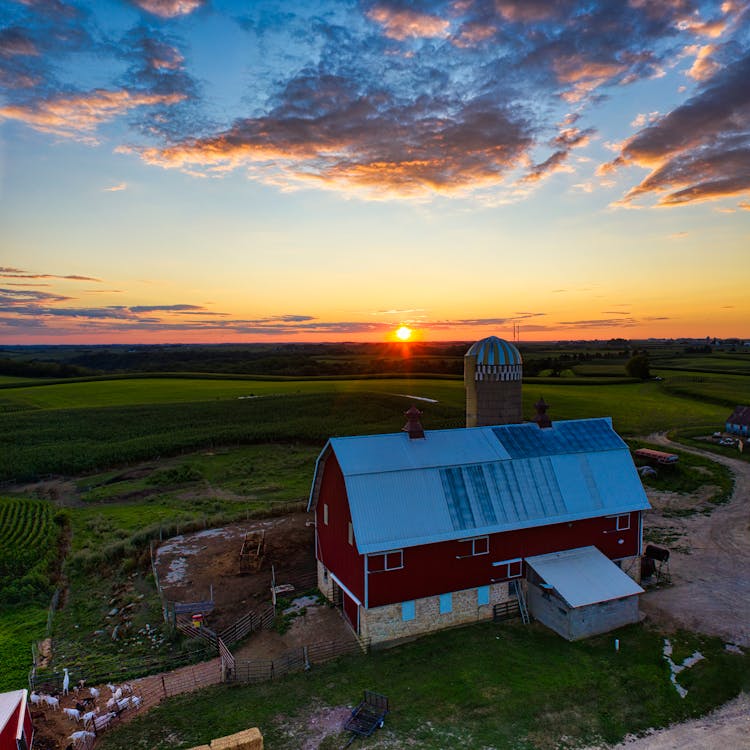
left=0, top=27, right=39, bottom=57
left=129, top=0, right=204, bottom=18
left=103, top=182, right=127, bottom=192
left=668, top=231, right=688, bottom=239
left=0, top=88, right=186, bottom=139
left=126, top=68, right=534, bottom=196
left=603, top=51, right=750, bottom=206
left=366, top=5, right=451, bottom=40
left=0, top=267, right=101, bottom=282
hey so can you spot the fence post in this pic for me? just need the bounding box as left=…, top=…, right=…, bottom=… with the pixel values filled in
left=161, top=674, right=167, bottom=698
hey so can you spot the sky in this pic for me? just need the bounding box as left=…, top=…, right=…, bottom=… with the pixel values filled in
left=0, top=0, right=749, bottom=344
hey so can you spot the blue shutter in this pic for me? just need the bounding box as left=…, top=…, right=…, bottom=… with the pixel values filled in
left=402, top=600, right=415, bottom=621
left=477, top=585, right=490, bottom=606
left=439, top=593, right=452, bottom=614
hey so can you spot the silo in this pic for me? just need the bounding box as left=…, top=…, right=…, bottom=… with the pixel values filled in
left=464, top=336, right=523, bottom=427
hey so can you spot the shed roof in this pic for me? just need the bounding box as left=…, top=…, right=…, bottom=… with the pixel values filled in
left=310, top=417, right=651, bottom=554
left=727, top=405, right=750, bottom=426
left=0, top=689, right=25, bottom=733
left=525, top=546, right=644, bottom=607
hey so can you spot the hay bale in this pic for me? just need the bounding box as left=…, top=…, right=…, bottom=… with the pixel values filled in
left=210, top=727, right=263, bottom=750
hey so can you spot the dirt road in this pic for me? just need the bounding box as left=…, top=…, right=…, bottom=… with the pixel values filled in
left=640, top=434, right=750, bottom=647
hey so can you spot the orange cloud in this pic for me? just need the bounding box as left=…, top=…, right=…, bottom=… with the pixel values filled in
left=686, top=44, right=722, bottom=81
left=367, top=6, right=450, bottom=40
left=0, top=89, right=186, bottom=138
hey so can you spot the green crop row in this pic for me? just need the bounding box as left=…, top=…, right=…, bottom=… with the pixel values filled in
left=0, top=498, right=67, bottom=606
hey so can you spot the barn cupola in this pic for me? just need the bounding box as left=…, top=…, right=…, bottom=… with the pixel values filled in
left=402, top=405, right=425, bottom=439
left=533, top=397, right=552, bottom=428
left=464, top=335, right=523, bottom=427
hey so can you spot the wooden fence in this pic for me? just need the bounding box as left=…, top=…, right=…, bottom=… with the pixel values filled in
left=231, top=637, right=365, bottom=684
left=219, top=604, right=276, bottom=646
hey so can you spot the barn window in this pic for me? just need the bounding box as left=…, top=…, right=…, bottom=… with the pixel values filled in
left=348, top=522, right=353, bottom=545
left=492, top=558, right=523, bottom=579
left=458, top=535, right=489, bottom=557
left=323, top=504, right=329, bottom=525
left=385, top=550, right=403, bottom=570
left=439, top=593, right=452, bottom=614
left=477, top=585, right=490, bottom=606
left=368, top=550, right=403, bottom=572
left=616, top=514, right=630, bottom=531
left=402, top=600, right=415, bottom=621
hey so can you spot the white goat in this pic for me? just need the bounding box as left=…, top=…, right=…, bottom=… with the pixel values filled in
left=29, top=692, right=42, bottom=706
left=69, top=730, right=95, bottom=743
left=93, top=711, right=115, bottom=731
left=62, top=668, right=70, bottom=696
left=121, top=682, right=133, bottom=695
left=89, top=687, right=100, bottom=699
left=106, top=697, right=117, bottom=710
left=116, top=697, right=130, bottom=711
left=81, top=710, right=98, bottom=728
left=44, top=695, right=59, bottom=710
left=130, top=695, right=142, bottom=710
left=106, top=683, right=117, bottom=694
left=113, top=687, right=122, bottom=700
left=64, top=707, right=82, bottom=722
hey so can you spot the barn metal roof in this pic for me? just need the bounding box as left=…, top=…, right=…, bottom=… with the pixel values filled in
left=0, top=690, right=25, bottom=733
left=465, top=336, right=522, bottom=366
left=525, top=546, right=644, bottom=607
left=309, top=417, right=651, bottom=554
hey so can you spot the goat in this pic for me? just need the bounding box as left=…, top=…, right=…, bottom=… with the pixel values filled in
left=44, top=695, right=60, bottom=710
left=81, top=710, right=98, bottom=728
left=113, top=687, right=122, bottom=700
left=68, top=729, right=96, bottom=742
left=93, top=711, right=115, bottom=732
left=105, top=697, right=116, bottom=710
left=130, top=695, right=142, bottom=710
left=63, top=707, right=81, bottom=722
left=116, top=697, right=130, bottom=711
left=62, top=668, right=70, bottom=696
left=30, top=692, right=42, bottom=706
left=120, top=682, right=133, bottom=695
left=89, top=687, right=100, bottom=699
left=106, top=683, right=117, bottom=694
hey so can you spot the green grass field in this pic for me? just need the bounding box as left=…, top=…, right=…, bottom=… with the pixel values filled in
left=96, top=622, right=750, bottom=750
left=0, top=605, right=47, bottom=692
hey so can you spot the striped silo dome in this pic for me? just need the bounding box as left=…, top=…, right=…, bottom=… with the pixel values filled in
left=465, top=336, right=522, bottom=366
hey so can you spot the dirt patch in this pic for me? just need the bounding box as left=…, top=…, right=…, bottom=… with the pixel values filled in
left=272, top=704, right=353, bottom=750
left=640, top=434, right=750, bottom=648
left=580, top=692, right=750, bottom=750
left=154, top=512, right=318, bottom=633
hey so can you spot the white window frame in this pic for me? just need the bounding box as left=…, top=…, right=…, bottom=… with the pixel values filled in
left=616, top=514, right=630, bottom=531
left=492, top=557, right=523, bottom=579
left=367, top=549, right=404, bottom=572
left=457, top=535, right=489, bottom=558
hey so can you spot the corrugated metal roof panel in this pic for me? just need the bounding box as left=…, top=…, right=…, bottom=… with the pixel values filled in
left=330, top=427, right=510, bottom=475
left=493, top=419, right=624, bottom=458
left=316, top=417, right=651, bottom=554
left=526, top=546, right=644, bottom=607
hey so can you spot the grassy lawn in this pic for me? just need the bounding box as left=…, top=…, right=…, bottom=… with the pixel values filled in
left=0, top=605, right=47, bottom=691
left=96, top=622, right=750, bottom=750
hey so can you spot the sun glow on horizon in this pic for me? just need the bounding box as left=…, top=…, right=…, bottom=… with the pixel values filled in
left=396, top=326, right=413, bottom=341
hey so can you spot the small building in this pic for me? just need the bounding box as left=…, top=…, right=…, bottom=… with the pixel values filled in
left=726, top=405, right=750, bottom=435
left=0, top=690, right=33, bottom=750
left=525, top=546, right=644, bottom=640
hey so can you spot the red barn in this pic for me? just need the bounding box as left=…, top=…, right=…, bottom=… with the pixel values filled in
left=0, top=690, right=33, bottom=750
left=308, top=416, right=650, bottom=643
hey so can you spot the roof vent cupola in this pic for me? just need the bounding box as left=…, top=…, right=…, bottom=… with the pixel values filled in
left=402, top=405, right=425, bottom=440
left=533, top=397, right=552, bottom=429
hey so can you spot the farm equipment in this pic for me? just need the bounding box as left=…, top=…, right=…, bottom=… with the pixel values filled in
left=342, top=690, right=389, bottom=747
left=239, top=530, right=265, bottom=574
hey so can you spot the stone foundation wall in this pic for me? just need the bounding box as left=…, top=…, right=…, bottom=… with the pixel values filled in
left=317, top=560, right=335, bottom=601
left=361, top=582, right=514, bottom=645
left=617, top=555, right=642, bottom=583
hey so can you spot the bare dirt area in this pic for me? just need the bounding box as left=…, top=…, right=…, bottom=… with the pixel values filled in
left=582, top=693, right=750, bottom=750
left=154, top=512, right=317, bottom=633
left=640, top=434, right=750, bottom=648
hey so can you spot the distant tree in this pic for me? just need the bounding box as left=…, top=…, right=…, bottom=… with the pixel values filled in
left=625, top=353, right=651, bottom=379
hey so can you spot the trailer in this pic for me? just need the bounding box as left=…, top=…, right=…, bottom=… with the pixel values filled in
left=342, top=691, right=389, bottom=747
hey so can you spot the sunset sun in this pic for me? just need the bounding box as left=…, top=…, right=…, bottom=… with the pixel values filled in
left=396, top=326, right=412, bottom=341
